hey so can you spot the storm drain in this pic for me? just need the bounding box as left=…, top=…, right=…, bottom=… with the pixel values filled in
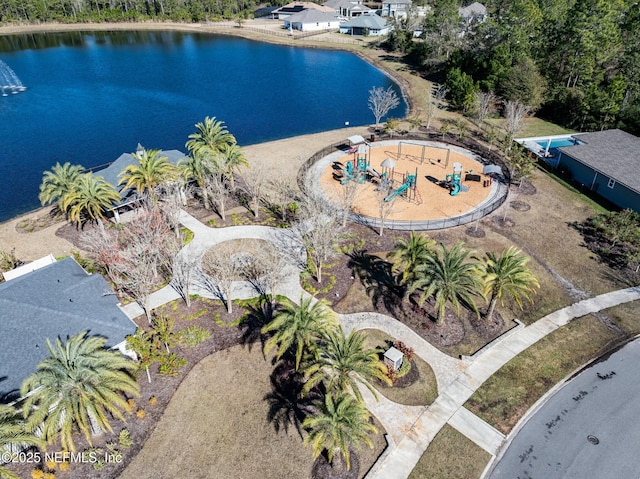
left=587, top=435, right=600, bottom=445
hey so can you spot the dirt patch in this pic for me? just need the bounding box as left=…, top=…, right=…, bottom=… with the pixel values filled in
left=510, top=200, right=531, bottom=212
left=516, top=178, right=537, bottom=195
left=465, top=226, right=486, bottom=238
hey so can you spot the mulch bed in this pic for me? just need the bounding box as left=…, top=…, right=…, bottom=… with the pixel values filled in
left=465, top=226, right=486, bottom=238
left=510, top=200, right=531, bottom=212
left=516, top=178, right=537, bottom=195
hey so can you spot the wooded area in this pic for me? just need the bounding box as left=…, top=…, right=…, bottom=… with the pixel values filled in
left=387, top=0, right=640, bottom=134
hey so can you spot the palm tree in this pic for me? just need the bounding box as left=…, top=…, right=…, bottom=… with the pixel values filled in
left=302, top=392, right=377, bottom=472
left=219, top=142, right=248, bottom=189
left=0, top=404, right=43, bottom=479
left=20, top=332, right=139, bottom=452
left=302, top=327, right=390, bottom=401
left=388, top=232, right=436, bottom=287
left=118, top=149, right=176, bottom=199
left=262, top=296, right=339, bottom=371
left=481, top=246, right=540, bottom=322
left=409, top=242, right=484, bottom=325
left=185, top=116, right=236, bottom=159
left=62, top=173, right=120, bottom=225
left=38, top=162, right=84, bottom=213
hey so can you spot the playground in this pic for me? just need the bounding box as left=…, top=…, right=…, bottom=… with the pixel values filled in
left=316, top=140, right=498, bottom=222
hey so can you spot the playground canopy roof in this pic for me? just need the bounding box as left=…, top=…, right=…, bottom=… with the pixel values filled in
left=483, top=164, right=503, bottom=176
left=348, top=135, right=366, bottom=145
left=381, top=157, right=396, bottom=168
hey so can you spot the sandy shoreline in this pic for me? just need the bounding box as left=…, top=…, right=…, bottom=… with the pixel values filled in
left=0, top=20, right=430, bottom=262
left=0, top=125, right=371, bottom=262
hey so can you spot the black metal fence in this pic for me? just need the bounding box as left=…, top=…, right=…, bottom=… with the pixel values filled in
left=298, top=131, right=511, bottom=231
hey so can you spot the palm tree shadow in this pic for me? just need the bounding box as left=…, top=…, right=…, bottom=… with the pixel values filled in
left=263, top=359, right=320, bottom=439
left=347, top=249, right=403, bottom=311
left=240, top=295, right=278, bottom=354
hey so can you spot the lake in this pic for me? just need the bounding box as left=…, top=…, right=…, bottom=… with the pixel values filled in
left=0, top=30, right=406, bottom=222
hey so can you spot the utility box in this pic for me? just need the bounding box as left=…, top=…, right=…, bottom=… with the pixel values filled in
left=384, top=347, right=404, bottom=371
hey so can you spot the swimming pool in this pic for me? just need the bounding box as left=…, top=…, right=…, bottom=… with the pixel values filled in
left=536, top=138, right=581, bottom=149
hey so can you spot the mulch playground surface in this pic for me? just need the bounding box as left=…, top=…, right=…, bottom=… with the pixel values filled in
left=319, top=142, right=494, bottom=222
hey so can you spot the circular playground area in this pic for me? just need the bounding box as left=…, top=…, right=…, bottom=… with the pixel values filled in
left=309, top=139, right=507, bottom=228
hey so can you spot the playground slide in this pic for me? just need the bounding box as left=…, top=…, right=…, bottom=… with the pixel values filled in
left=385, top=182, right=410, bottom=202
left=450, top=183, right=461, bottom=196
left=366, top=166, right=381, bottom=178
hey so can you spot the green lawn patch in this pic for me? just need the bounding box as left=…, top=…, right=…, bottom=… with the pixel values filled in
left=361, top=329, right=438, bottom=406
left=465, top=314, right=620, bottom=434
left=408, top=424, right=490, bottom=479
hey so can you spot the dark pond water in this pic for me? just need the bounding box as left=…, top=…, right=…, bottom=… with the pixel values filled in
left=0, top=30, right=406, bottom=222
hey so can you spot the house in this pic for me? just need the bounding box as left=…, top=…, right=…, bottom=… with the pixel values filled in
left=272, top=2, right=335, bottom=19
left=339, top=13, right=391, bottom=36
left=283, top=9, right=341, bottom=31
left=323, top=0, right=372, bottom=18
left=553, top=129, right=640, bottom=212
left=0, top=257, right=137, bottom=401
left=96, top=148, right=186, bottom=221
left=458, top=2, right=487, bottom=23
left=381, top=0, right=412, bottom=18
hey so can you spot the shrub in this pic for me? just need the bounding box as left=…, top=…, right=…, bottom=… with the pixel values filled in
left=59, top=462, right=69, bottom=472
left=45, top=459, right=57, bottom=470
left=31, top=470, right=44, bottom=479
left=158, top=353, right=187, bottom=376
left=393, top=341, right=415, bottom=362
left=148, top=396, right=158, bottom=405
left=136, top=409, right=146, bottom=419
left=119, top=428, right=132, bottom=448
left=395, top=357, right=412, bottom=379
left=126, top=398, right=136, bottom=414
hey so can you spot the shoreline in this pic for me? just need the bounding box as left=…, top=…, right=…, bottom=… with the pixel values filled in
left=0, top=20, right=431, bottom=260
left=0, top=20, right=417, bottom=115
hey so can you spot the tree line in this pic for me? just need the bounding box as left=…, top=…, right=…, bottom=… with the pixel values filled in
left=387, top=0, right=640, bottom=135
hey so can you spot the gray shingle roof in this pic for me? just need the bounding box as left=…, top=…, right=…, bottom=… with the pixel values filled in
left=559, top=129, right=640, bottom=194
left=95, top=149, right=186, bottom=202
left=287, top=9, right=339, bottom=23
left=0, top=258, right=136, bottom=400
left=459, top=2, right=487, bottom=18
left=341, top=13, right=388, bottom=29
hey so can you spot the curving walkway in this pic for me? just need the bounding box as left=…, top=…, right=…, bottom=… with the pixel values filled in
left=122, top=210, right=640, bottom=479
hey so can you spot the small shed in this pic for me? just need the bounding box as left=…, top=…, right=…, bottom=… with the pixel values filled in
left=384, top=346, right=404, bottom=371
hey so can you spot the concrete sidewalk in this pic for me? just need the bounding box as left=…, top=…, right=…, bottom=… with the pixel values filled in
left=365, top=286, right=640, bottom=479
left=126, top=211, right=640, bottom=479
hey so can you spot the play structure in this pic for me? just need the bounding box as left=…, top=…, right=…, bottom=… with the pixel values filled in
left=444, top=162, right=469, bottom=196
left=384, top=170, right=419, bottom=202
left=341, top=144, right=382, bottom=185
left=318, top=139, right=505, bottom=226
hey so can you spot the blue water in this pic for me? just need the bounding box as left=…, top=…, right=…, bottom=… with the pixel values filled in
left=536, top=138, right=579, bottom=149
left=0, top=31, right=406, bottom=222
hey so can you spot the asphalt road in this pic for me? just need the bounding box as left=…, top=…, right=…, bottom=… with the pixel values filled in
left=489, top=338, right=640, bottom=479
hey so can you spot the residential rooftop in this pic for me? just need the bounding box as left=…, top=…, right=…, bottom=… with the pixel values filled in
left=0, top=257, right=136, bottom=400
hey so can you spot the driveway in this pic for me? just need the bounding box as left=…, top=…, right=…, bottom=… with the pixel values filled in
left=489, top=338, right=640, bottom=479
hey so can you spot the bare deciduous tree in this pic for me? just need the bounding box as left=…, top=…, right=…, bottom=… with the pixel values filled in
left=424, top=84, right=447, bottom=131
left=240, top=162, right=269, bottom=219
left=172, top=253, right=199, bottom=307
left=201, top=242, right=247, bottom=314
left=205, top=173, right=231, bottom=221
left=375, top=187, right=397, bottom=236
left=266, top=173, right=297, bottom=222
left=474, top=91, right=497, bottom=125
left=368, top=86, right=400, bottom=127
left=336, top=178, right=363, bottom=227
left=81, top=206, right=179, bottom=323
left=297, top=194, right=344, bottom=283
left=504, top=99, right=530, bottom=145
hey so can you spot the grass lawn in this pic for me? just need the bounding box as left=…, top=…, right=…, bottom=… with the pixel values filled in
left=408, top=424, right=490, bottom=479
left=464, top=314, right=621, bottom=434
left=361, top=328, right=438, bottom=406
left=119, top=345, right=387, bottom=479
